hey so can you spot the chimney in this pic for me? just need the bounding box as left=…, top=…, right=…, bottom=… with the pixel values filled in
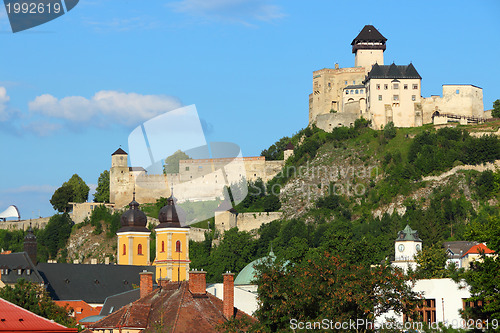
left=189, top=270, right=206, bottom=295
left=105, top=257, right=110, bottom=265
left=157, top=278, right=170, bottom=289
left=139, top=272, right=154, bottom=298
left=223, top=272, right=235, bottom=319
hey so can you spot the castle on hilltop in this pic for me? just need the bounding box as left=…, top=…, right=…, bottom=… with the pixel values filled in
left=309, top=25, right=486, bottom=130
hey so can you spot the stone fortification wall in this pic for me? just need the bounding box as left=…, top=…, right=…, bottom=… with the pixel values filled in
left=214, top=211, right=282, bottom=233
left=0, top=217, right=51, bottom=231
left=315, top=112, right=360, bottom=132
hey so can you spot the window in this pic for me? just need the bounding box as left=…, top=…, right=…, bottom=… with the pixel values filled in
left=393, top=83, right=399, bottom=89
left=328, top=82, right=331, bottom=87
left=123, top=244, right=126, bottom=255
left=384, top=84, right=388, bottom=90
left=185, top=166, right=189, bottom=171
left=404, top=84, right=408, bottom=90
left=393, top=95, right=399, bottom=101
left=26, top=269, right=31, bottom=275
left=413, top=84, right=418, bottom=90
left=359, top=89, right=363, bottom=94
left=456, top=89, right=460, bottom=94
left=376, top=84, right=380, bottom=90
left=378, top=95, right=382, bottom=101
left=355, top=89, right=359, bottom=94
left=161, top=241, right=165, bottom=253
left=352, top=80, right=355, bottom=84
left=17, top=269, right=22, bottom=275
left=175, top=240, right=181, bottom=253
left=412, top=95, right=416, bottom=101
left=138, top=244, right=143, bottom=255
left=344, top=81, right=347, bottom=85
left=346, top=90, right=349, bottom=95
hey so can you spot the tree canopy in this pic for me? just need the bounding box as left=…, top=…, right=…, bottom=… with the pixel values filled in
left=163, top=150, right=191, bottom=174
left=50, top=174, right=90, bottom=212
left=94, top=170, right=110, bottom=203
left=492, top=99, right=500, bottom=118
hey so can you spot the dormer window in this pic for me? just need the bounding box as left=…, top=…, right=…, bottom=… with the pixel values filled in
left=17, top=269, right=22, bottom=275
left=26, top=269, right=31, bottom=275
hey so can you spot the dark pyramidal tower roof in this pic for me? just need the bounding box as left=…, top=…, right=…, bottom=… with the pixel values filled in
left=351, top=25, right=387, bottom=53
left=118, top=194, right=149, bottom=233
left=112, top=148, right=128, bottom=156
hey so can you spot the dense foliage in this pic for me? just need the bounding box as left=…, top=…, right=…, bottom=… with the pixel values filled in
left=492, top=99, right=500, bottom=118
left=0, top=279, right=77, bottom=328
left=260, top=135, right=292, bottom=161
left=94, top=170, right=110, bottom=203
left=163, top=149, right=191, bottom=174
left=50, top=174, right=90, bottom=212
left=37, top=213, right=74, bottom=262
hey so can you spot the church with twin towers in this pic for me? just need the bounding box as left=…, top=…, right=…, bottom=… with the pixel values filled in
left=309, top=25, right=486, bottom=130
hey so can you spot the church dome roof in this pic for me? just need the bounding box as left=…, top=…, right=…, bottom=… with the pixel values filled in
left=156, top=194, right=188, bottom=229
left=118, top=195, right=149, bottom=233
left=234, top=250, right=276, bottom=285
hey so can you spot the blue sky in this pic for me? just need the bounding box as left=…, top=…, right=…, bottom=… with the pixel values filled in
left=0, top=0, right=499, bottom=219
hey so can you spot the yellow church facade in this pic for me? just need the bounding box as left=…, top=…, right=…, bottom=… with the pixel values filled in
left=116, top=193, right=190, bottom=282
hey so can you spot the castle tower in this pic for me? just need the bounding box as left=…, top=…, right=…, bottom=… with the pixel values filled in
left=352, top=25, right=387, bottom=69
left=153, top=194, right=190, bottom=282
left=110, top=148, right=131, bottom=207
left=283, top=142, right=294, bottom=161
left=116, top=194, right=151, bottom=266
left=392, top=225, right=422, bottom=272
left=24, top=224, right=37, bottom=265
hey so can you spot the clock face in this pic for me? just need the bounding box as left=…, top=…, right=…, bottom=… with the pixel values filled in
left=416, top=244, right=421, bottom=251
left=398, top=244, right=405, bottom=252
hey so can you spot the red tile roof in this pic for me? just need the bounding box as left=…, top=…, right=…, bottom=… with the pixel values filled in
left=0, top=297, right=78, bottom=332
left=462, top=243, right=495, bottom=257
left=54, top=300, right=101, bottom=323
left=90, top=282, right=254, bottom=332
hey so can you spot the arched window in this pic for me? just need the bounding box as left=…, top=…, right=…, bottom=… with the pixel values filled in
left=123, top=244, right=126, bottom=255
left=161, top=241, right=165, bottom=253
left=175, top=240, right=181, bottom=253
left=138, top=244, right=143, bottom=255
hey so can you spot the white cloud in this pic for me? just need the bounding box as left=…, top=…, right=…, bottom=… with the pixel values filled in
left=169, top=0, right=285, bottom=24
left=28, top=90, right=182, bottom=127
left=0, top=87, right=12, bottom=122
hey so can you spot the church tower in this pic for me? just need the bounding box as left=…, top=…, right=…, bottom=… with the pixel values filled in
left=116, top=194, right=151, bottom=266
left=392, top=225, right=422, bottom=272
left=153, top=194, right=190, bottom=282
left=352, top=25, right=387, bottom=69
left=110, top=148, right=131, bottom=207
left=24, top=224, right=37, bottom=265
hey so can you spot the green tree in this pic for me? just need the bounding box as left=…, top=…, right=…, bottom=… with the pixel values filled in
left=254, top=251, right=420, bottom=332
left=0, top=279, right=77, bottom=328
left=49, top=184, right=74, bottom=212
left=50, top=174, right=90, bottom=212
left=37, top=213, right=74, bottom=261
left=492, top=99, right=500, bottom=118
left=384, top=121, right=397, bottom=140
left=94, top=170, right=110, bottom=203
left=261, top=136, right=292, bottom=161
left=163, top=150, right=191, bottom=174
left=65, top=174, right=90, bottom=203
left=415, top=245, right=448, bottom=279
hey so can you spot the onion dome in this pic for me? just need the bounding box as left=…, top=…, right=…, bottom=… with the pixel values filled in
left=156, top=194, right=188, bottom=229
left=118, top=194, right=149, bottom=233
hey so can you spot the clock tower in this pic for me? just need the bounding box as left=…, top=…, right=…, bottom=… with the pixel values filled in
left=392, top=225, right=422, bottom=272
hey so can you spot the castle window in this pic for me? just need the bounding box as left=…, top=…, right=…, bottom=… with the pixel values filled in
left=404, top=84, right=408, bottom=90
left=384, top=84, right=388, bottom=90
left=413, top=84, right=418, bottom=90
left=456, top=89, right=460, bottom=94
left=393, top=95, right=399, bottom=101
left=359, top=89, right=363, bottom=94
left=161, top=241, right=165, bottom=253
left=350, top=90, right=354, bottom=94
left=355, top=90, right=359, bottom=94
left=352, top=80, right=355, bottom=84
left=328, top=82, right=331, bottom=87
left=376, top=84, right=380, bottom=90
left=346, top=90, right=349, bottom=95
left=344, top=81, right=347, bottom=85
left=412, top=95, right=416, bottom=101
left=378, top=95, right=382, bottom=101
left=123, top=244, right=126, bottom=255
left=185, top=167, right=189, bottom=171
left=175, top=240, right=181, bottom=253
left=393, top=83, right=399, bottom=89
left=138, top=244, right=143, bottom=255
